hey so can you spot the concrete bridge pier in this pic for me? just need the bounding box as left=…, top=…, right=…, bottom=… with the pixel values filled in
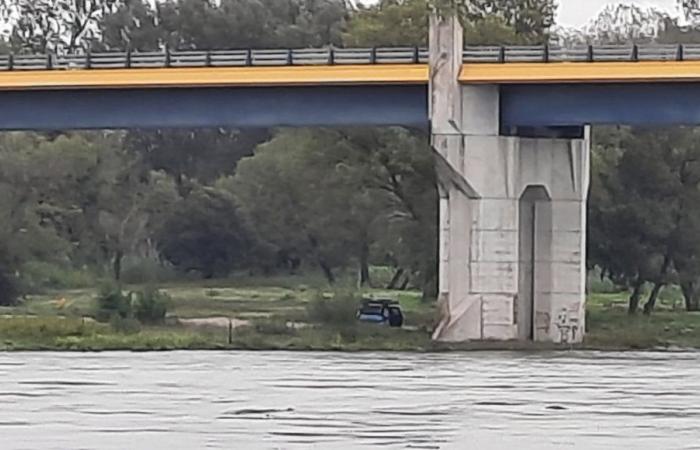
left=430, top=15, right=590, bottom=343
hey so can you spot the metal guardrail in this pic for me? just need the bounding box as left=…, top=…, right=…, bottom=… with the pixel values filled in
left=0, top=48, right=429, bottom=70
left=0, top=45, right=699, bottom=70
left=462, top=44, right=700, bottom=63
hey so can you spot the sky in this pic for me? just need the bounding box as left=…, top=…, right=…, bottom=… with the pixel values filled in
left=557, top=0, right=681, bottom=27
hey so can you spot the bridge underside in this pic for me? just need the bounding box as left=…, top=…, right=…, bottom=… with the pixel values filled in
left=501, top=82, right=700, bottom=128
left=6, top=82, right=700, bottom=131
left=0, top=85, right=427, bottom=130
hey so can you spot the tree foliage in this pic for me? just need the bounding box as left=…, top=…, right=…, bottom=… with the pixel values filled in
left=590, top=127, right=700, bottom=313
left=154, top=182, right=254, bottom=279
left=0, top=0, right=123, bottom=52
left=346, top=0, right=555, bottom=46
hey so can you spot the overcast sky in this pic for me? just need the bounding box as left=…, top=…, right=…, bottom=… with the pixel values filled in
left=557, top=0, right=681, bottom=27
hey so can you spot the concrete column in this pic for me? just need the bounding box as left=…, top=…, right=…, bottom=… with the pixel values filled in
left=430, top=15, right=590, bottom=344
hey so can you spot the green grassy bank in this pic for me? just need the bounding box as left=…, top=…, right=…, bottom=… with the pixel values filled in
left=0, top=276, right=699, bottom=351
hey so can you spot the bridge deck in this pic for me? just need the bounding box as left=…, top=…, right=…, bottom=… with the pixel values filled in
left=6, top=61, right=700, bottom=89
left=3, top=45, right=700, bottom=89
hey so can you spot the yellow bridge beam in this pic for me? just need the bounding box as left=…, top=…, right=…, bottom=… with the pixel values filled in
left=3, top=61, right=700, bottom=90
left=0, top=64, right=428, bottom=90
left=459, top=61, right=700, bottom=84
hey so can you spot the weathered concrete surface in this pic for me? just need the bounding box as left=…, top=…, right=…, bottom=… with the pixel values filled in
left=430, top=15, right=590, bottom=344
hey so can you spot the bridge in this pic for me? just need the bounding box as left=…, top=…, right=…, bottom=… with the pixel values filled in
left=4, top=44, right=700, bottom=130
left=5, top=18, right=699, bottom=344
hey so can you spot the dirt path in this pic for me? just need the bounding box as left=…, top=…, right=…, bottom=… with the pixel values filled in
left=177, top=317, right=250, bottom=329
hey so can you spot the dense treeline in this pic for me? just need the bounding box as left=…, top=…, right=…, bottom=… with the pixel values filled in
left=3, top=0, right=700, bottom=320
left=0, top=0, right=556, bottom=307
left=587, top=17, right=700, bottom=314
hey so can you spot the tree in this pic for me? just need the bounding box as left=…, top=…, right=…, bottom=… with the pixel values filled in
left=345, top=0, right=554, bottom=47
left=464, top=0, right=556, bottom=42
left=587, top=127, right=661, bottom=314
left=100, top=0, right=347, bottom=51
left=0, top=133, right=97, bottom=303
left=0, top=0, right=123, bottom=53
left=680, top=0, right=700, bottom=22
left=123, top=128, right=269, bottom=193
left=335, top=128, right=438, bottom=296
left=233, top=129, right=366, bottom=284
left=232, top=127, right=438, bottom=294
left=344, top=0, right=429, bottom=46
left=99, top=0, right=165, bottom=51
left=154, top=181, right=255, bottom=279
left=89, top=139, right=179, bottom=282
left=590, top=127, right=700, bottom=314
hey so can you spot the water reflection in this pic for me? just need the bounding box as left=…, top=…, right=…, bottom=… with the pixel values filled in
left=1, top=351, right=699, bottom=449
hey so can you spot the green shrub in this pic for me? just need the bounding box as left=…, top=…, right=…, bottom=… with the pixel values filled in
left=96, top=285, right=171, bottom=325
left=306, top=291, right=359, bottom=325
left=95, top=285, right=132, bottom=322
left=132, top=287, right=171, bottom=324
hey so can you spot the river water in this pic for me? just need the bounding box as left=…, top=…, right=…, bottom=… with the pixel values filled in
left=1, top=351, right=699, bottom=449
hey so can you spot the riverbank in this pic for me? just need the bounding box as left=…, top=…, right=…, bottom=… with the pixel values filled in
left=1, top=277, right=699, bottom=352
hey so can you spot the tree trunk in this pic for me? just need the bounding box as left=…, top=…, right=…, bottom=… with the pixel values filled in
left=682, top=281, right=700, bottom=312
left=628, top=280, right=643, bottom=315
left=113, top=249, right=123, bottom=283
left=643, top=282, right=664, bottom=315
left=307, top=233, right=334, bottom=284
left=387, top=268, right=405, bottom=290
left=359, top=241, right=371, bottom=287
left=399, top=274, right=410, bottom=291
left=319, top=260, right=335, bottom=284
left=643, top=255, right=671, bottom=315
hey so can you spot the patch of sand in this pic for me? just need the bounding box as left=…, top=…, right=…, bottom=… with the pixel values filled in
left=177, top=317, right=250, bottom=329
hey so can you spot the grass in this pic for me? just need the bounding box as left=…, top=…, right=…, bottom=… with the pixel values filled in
left=585, top=288, right=700, bottom=349
left=0, top=274, right=438, bottom=351
left=1, top=272, right=700, bottom=352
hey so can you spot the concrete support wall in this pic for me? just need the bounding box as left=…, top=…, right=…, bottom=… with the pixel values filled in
left=430, top=16, right=590, bottom=343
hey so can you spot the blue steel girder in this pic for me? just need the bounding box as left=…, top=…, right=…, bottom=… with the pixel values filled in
left=0, top=85, right=428, bottom=130
left=500, top=83, right=700, bottom=128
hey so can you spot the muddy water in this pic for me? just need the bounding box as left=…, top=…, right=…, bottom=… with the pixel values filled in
left=1, top=351, right=699, bottom=449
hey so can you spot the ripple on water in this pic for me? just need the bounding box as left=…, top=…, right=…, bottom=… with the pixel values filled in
left=1, top=350, right=700, bottom=450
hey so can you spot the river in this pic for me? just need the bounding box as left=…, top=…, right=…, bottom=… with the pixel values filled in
left=1, top=351, right=699, bottom=449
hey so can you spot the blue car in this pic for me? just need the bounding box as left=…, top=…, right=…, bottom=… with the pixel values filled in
left=356, top=299, right=404, bottom=328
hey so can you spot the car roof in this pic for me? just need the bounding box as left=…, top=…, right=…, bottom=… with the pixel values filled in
left=361, top=298, right=400, bottom=306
